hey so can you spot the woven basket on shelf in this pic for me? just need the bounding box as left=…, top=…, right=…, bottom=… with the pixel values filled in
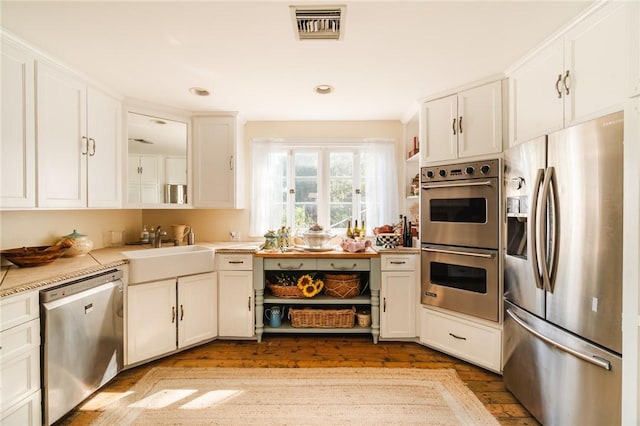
left=266, top=283, right=304, bottom=298
left=323, top=273, right=361, bottom=298
left=288, top=306, right=355, bottom=328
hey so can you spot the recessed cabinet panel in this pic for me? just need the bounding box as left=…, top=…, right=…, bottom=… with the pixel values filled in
left=178, top=273, right=217, bottom=347
left=36, top=60, right=87, bottom=208
left=193, top=116, right=241, bottom=208
left=1, top=38, right=35, bottom=209
left=127, top=279, right=177, bottom=364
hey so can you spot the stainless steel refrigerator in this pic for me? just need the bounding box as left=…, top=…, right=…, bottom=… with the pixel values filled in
left=503, top=111, right=623, bottom=425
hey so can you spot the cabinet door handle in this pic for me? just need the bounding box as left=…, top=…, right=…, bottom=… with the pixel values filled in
left=88, top=138, right=96, bottom=156
left=452, top=117, right=457, bottom=135
left=180, top=304, right=184, bottom=321
left=247, top=296, right=252, bottom=311
left=171, top=306, right=176, bottom=323
left=555, top=74, right=563, bottom=98
left=449, top=332, right=467, bottom=341
left=330, top=262, right=357, bottom=270
left=229, top=155, right=234, bottom=171
left=383, top=297, right=387, bottom=312
left=458, top=116, right=463, bottom=134
left=563, top=70, right=571, bottom=95
left=277, top=262, right=303, bottom=270
left=81, top=136, right=89, bottom=155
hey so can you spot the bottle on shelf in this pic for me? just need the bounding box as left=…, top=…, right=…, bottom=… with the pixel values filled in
left=140, top=226, right=149, bottom=243
left=406, top=221, right=412, bottom=247
left=402, top=216, right=409, bottom=247
left=346, top=220, right=354, bottom=238
left=353, top=219, right=359, bottom=238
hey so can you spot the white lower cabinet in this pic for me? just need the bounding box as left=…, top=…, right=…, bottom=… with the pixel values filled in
left=178, top=274, right=218, bottom=347
left=420, top=307, right=502, bottom=372
left=217, top=254, right=254, bottom=337
left=127, top=272, right=217, bottom=365
left=0, top=292, right=41, bottom=426
left=380, top=254, right=418, bottom=339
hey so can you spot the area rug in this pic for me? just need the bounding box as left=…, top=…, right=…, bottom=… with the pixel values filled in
left=93, top=367, right=499, bottom=425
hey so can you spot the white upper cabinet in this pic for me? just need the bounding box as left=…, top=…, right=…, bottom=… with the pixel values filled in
left=86, top=87, right=122, bottom=207
left=508, top=1, right=639, bottom=145
left=37, top=60, right=121, bottom=208
left=1, top=37, right=35, bottom=209
left=420, top=80, right=503, bottom=164
left=192, top=115, right=244, bottom=208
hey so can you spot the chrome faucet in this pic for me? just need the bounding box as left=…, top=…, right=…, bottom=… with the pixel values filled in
left=153, top=226, right=167, bottom=248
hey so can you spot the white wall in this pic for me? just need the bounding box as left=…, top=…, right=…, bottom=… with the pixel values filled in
left=0, top=209, right=142, bottom=251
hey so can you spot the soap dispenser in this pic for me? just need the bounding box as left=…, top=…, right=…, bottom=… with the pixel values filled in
left=187, top=228, right=195, bottom=245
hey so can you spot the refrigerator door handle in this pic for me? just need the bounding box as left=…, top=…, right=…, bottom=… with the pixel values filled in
left=547, top=167, right=560, bottom=292
left=506, top=308, right=612, bottom=371
left=529, top=168, right=545, bottom=290
left=538, top=167, right=555, bottom=293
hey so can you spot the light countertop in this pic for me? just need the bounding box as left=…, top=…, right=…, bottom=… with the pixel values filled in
left=0, top=241, right=261, bottom=298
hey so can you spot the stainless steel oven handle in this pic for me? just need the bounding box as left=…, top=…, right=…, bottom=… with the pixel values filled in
left=506, top=308, right=612, bottom=371
left=421, top=247, right=494, bottom=259
left=421, top=180, right=493, bottom=190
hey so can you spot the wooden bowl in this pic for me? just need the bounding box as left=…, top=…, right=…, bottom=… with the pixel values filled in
left=1, top=245, right=67, bottom=267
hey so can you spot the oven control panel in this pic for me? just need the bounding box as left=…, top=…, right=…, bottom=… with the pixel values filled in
left=421, top=159, right=500, bottom=182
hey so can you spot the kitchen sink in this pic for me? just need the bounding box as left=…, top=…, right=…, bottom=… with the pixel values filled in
left=123, top=245, right=215, bottom=284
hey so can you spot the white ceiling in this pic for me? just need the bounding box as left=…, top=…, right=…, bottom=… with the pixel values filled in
left=1, top=1, right=593, bottom=121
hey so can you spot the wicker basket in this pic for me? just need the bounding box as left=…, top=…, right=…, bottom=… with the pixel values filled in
left=323, top=273, right=361, bottom=298
left=288, top=306, right=355, bottom=328
left=266, top=283, right=304, bottom=298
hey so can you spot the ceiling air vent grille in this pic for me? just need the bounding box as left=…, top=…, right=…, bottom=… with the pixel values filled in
left=291, top=5, right=345, bottom=40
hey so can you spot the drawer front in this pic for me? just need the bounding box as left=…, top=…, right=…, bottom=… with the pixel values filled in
left=0, top=319, right=39, bottom=361
left=217, top=254, right=253, bottom=271
left=420, top=308, right=501, bottom=372
left=381, top=254, right=417, bottom=271
left=1, top=291, right=38, bottom=332
left=264, top=258, right=317, bottom=271
left=316, top=258, right=369, bottom=271
left=0, top=389, right=41, bottom=426
left=0, top=346, right=40, bottom=411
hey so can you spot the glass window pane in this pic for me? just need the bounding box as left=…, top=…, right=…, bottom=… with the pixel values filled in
left=330, top=178, right=352, bottom=203
left=295, top=203, right=317, bottom=226
left=295, top=152, right=318, bottom=177
left=330, top=152, right=353, bottom=177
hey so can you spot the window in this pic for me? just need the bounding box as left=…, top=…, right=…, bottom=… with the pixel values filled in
left=250, top=140, right=399, bottom=237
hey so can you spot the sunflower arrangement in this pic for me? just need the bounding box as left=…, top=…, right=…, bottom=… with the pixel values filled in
left=297, top=274, right=324, bottom=298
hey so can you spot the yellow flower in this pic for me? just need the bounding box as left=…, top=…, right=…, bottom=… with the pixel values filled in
left=297, top=274, right=313, bottom=290
left=302, top=284, right=318, bottom=297
left=314, top=279, right=324, bottom=293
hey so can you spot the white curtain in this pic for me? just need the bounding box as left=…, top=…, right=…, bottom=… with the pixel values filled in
left=363, top=140, right=399, bottom=228
left=249, top=140, right=287, bottom=237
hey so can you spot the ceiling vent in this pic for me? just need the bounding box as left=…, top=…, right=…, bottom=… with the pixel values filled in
left=290, top=5, right=345, bottom=40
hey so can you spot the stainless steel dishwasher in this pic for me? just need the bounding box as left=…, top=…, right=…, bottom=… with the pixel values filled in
left=40, top=269, right=124, bottom=425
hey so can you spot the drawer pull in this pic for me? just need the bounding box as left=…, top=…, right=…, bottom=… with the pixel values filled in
left=330, top=262, right=357, bottom=270
left=248, top=296, right=252, bottom=311
left=277, top=262, right=303, bottom=270
left=449, top=332, right=467, bottom=341
left=390, top=261, right=406, bottom=265
left=229, top=260, right=244, bottom=264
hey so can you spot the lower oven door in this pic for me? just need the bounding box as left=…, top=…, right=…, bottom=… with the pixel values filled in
left=421, top=244, right=499, bottom=322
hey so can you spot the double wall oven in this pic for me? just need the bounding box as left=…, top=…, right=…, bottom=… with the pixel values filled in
left=420, top=159, right=500, bottom=322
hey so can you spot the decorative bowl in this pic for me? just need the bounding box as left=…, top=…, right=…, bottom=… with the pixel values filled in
left=59, top=229, right=94, bottom=257
left=340, top=237, right=372, bottom=253
left=375, top=233, right=401, bottom=249
left=303, top=230, right=334, bottom=248
left=1, top=245, right=67, bottom=267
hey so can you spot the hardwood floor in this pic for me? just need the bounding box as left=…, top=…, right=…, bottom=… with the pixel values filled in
left=59, top=335, right=539, bottom=426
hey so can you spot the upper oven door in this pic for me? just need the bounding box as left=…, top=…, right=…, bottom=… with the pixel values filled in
left=421, top=177, right=499, bottom=249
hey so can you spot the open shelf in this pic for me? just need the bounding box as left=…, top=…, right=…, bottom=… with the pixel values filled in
left=263, top=294, right=371, bottom=305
